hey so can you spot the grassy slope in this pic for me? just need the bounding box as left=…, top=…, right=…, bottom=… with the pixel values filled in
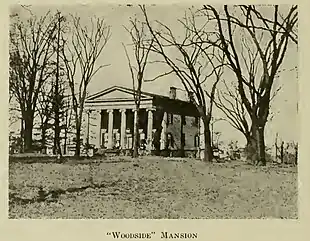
left=9, top=157, right=298, bottom=219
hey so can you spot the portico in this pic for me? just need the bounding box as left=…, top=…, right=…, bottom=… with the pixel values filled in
left=84, top=85, right=202, bottom=156
left=85, top=108, right=155, bottom=151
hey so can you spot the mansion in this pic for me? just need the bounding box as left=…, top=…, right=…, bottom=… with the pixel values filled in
left=84, top=86, right=206, bottom=157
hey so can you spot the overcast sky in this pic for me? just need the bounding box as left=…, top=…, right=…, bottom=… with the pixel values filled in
left=10, top=4, right=298, bottom=147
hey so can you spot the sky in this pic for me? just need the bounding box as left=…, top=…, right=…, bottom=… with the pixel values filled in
left=9, top=4, right=299, bottom=147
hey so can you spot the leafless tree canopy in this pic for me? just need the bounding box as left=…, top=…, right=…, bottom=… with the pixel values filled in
left=122, top=18, right=155, bottom=106
left=142, top=6, right=226, bottom=116
left=201, top=5, right=297, bottom=165
left=61, top=15, right=111, bottom=112
left=9, top=5, right=297, bottom=164
left=61, top=14, right=111, bottom=156
left=215, top=80, right=250, bottom=137
left=140, top=5, right=226, bottom=161
left=122, top=17, right=155, bottom=157
left=203, top=5, right=297, bottom=118
left=10, top=12, right=57, bottom=114
left=9, top=11, right=59, bottom=151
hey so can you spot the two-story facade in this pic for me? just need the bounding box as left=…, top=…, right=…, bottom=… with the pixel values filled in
left=84, top=85, right=205, bottom=157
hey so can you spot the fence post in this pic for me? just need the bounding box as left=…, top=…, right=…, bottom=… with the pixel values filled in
left=280, top=141, right=284, bottom=164
left=295, top=143, right=298, bottom=165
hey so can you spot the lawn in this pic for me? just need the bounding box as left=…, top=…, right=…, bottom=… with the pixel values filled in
left=8, top=156, right=298, bottom=219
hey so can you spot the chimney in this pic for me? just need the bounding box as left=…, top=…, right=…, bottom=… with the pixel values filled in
left=188, top=91, right=194, bottom=103
left=169, top=86, right=177, bottom=99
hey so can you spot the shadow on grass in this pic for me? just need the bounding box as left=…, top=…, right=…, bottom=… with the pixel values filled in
left=9, top=180, right=122, bottom=206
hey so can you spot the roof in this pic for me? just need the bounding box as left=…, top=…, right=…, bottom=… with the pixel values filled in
left=86, top=85, right=200, bottom=117
left=86, top=85, right=151, bottom=101
left=86, top=85, right=176, bottom=101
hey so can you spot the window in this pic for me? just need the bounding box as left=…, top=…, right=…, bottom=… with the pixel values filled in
left=166, top=133, right=174, bottom=148
left=194, top=134, right=199, bottom=147
left=194, top=117, right=199, bottom=126
left=168, top=113, right=173, bottom=124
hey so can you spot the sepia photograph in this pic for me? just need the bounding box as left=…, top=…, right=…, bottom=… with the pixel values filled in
left=8, top=3, right=298, bottom=219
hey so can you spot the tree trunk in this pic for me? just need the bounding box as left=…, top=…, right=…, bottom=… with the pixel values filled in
left=75, top=118, right=81, bottom=157
left=24, top=114, right=34, bottom=152
left=63, top=128, right=68, bottom=155
left=295, top=144, right=298, bottom=165
left=133, top=108, right=140, bottom=158
left=245, top=118, right=261, bottom=164
left=203, top=118, right=213, bottom=162
left=280, top=141, right=284, bottom=164
left=57, top=137, right=62, bottom=157
left=245, top=119, right=267, bottom=166
left=256, top=125, right=266, bottom=166
left=63, top=102, right=72, bottom=155
left=20, top=118, right=24, bottom=153
left=54, top=106, right=61, bottom=155
left=245, top=134, right=257, bottom=164
left=41, top=125, right=46, bottom=150
left=54, top=13, right=61, bottom=156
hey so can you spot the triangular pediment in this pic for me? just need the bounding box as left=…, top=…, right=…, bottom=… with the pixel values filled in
left=86, top=86, right=153, bottom=102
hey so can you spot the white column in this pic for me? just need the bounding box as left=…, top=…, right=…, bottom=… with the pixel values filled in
left=199, top=117, right=205, bottom=159
left=119, top=109, right=127, bottom=149
left=133, top=109, right=138, bottom=126
left=107, top=109, right=114, bottom=149
left=199, top=117, right=205, bottom=149
left=147, top=108, right=154, bottom=151
left=97, top=110, right=102, bottom=149
left=160, top=112, right=167, bottom=150
left=132, top=108, right=138, bottom=133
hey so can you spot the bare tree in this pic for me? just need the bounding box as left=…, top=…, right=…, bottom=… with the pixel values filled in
left=9, top=10, right=58, bottom=152
left=141, top=5, right=225, bottom=162
left=203, top=5, right=298, bottom=165
left=62, top=95, right=74, bottom=155
left=61, top=15, right=111, bottom=157
left=122, top=17, right=155, bottom=158
left=215, top=80, right=251, bottom=142
left=215, top=77, right=281, bottom=160
left=51, top=11, right=67, bottom=156
left=36, top=83, right=53, bottom=150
